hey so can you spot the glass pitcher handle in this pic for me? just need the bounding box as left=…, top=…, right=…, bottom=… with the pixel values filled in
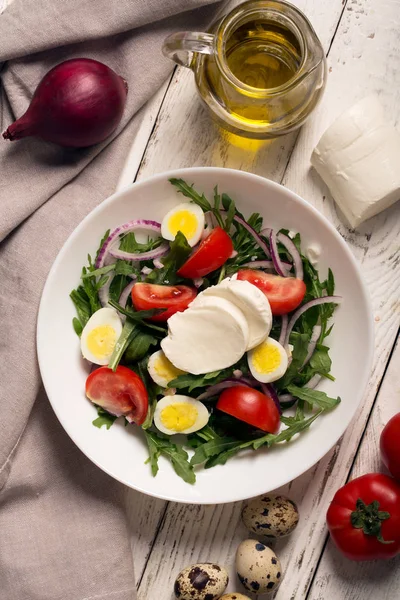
left=162, top=32, right=215, bottom=68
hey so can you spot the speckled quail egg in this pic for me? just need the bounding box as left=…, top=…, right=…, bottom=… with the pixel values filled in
left=242, top=495, right=299, bottom=538
left=236, top=540, right=283, bottom=595
left=161, top=202, right=205, bottom=247
left=174, top=563, right=229, bottom=600
left=220, top=594, right=252, bottom=600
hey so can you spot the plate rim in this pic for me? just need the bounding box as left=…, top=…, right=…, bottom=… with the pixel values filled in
left=37, top=166, right=374, bottom=504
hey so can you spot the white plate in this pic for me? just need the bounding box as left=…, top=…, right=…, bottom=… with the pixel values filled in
left=37, top=167, right=374, bottom=504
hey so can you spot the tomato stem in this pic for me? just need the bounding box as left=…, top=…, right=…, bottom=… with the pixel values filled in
left=351, top=499, right=394, bottom=544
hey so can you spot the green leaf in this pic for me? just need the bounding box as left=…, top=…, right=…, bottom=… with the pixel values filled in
left=287, top=385, right=341, bottom=410
left=70, top=287, right=92, bottom=328
left=81, top=264, right=116, bottom=279
left=107, top=298, right=167, bottom=332
left=143, top=431, right=195, bottom=484
left=81, top=267, right=102, bottom=314
left=169, top=178, right=212, bottom=212
left=108, top=319, right=138, bottom=372
left=92, top=406, right=117, bottom=430
left=169, top=369, right=228, bottom=393
left=119, top=231, right=162, bottom=254
left=125, top=328, right=159, bottom=362
left=144, top=431, right=161, bottom=476
left=190, top=436, right=241, bottom=466
left=252, top=411, right=323, bottom=449
left=309, top=344, right=332, bottom=376
left=161, top=231, right=192, bottom=276
left=72, top=317, right=83, bottom=337
left=276, top=332, right=310, bottom=390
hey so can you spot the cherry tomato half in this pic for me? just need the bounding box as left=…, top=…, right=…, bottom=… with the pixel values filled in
left=216, top=386, right=280, bottom=433
left=86, top=365, right=148, bottom=426
left=380, top=413, right=400, bottom=481
left=237, top=270, right=306, bottom=315
left=178, top=227, right=234, bottom=279
left=131, top=282, right=197, bottom=321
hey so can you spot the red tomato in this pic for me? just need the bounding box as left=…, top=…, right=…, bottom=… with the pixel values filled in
left=326, top=473, right=400, bottom=561
left=237, top=270, right=306, bottom=316
left=131, top=282, right=197, bottom=321
left=86, top=365, right=148, bottom=426
left=178, top=227, right=234, bottom=279
left=380, top=413, right=400, bottom=481
left=216, top=386, right=280, bottom=433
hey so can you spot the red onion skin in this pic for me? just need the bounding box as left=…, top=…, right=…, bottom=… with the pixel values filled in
left=3, top=58, right=128, bottom=147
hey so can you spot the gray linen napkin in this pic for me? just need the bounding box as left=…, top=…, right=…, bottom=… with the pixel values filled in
left=0, top=1, right=222, bottom=599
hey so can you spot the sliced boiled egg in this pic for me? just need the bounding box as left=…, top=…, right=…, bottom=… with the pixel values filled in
left=147, top=349, right=185, bottom=388
left=247, top=337, right=288, bottom=383
left=80, top=307, right=122, bottom=365
left=154, top=395, right=209, bottom=435
left=161, top=202, right=205, bottom=247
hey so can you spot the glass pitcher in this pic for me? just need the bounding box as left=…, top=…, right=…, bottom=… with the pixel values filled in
left=162, top=0, right=326, bottom=139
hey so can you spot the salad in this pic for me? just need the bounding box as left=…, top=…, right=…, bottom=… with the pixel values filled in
left=70, top=178, right=342, bottom=484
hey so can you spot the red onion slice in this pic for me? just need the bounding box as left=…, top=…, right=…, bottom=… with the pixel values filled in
left=279, top=314, right=288, bottom=347
left=277, top=232, right=303, bottom=280
left=303, top=324, right=322, bottom=366
left=233, top=215, right=271, bottom=258
left=196, top=378, right=252, bottom=401
left=306, top=374, right=322, bottom=389
left=269, top=230, right=290, bottom=277
left=141, top=266, right=153, bottom=276
left=193, top=277, right=204, bottom=288
left=262, top=383, right=282, bottom=415
left=153, top=258, right=164, bottom=269
left=95, top=219, right=164, bottom=268
left=284, top=296, right=342, bottom=346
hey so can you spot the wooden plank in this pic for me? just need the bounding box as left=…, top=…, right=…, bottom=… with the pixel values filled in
left=308, top=335, right=400, bottom=600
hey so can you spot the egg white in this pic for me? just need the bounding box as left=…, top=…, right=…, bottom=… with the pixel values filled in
left=247, top=337, right=288, bottom=383
left=80, top=307, right=122, bottom=365
left=147, top=349, right=185, bottom=388
left=161, top=203, right=205, bottom=247
left=154, top=395, right=209, bottom=435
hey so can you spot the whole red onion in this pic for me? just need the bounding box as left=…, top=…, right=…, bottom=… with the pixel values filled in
left=2, top=58, right=128, bottom=148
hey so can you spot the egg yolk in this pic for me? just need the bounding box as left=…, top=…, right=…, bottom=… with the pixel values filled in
left=86, top=325, right=117, bottom=359
left=168, top=210, right=198, bottom=240
left=155, top=354, right=185, bottom=383
left=160, top=403, right=198, bottom=432
left=252, top=342, right=282, bottom=374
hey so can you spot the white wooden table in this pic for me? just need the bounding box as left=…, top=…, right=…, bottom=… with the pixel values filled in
left=120, top=0, right=400, bottom=598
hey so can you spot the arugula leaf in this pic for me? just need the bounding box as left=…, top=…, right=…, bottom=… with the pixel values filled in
left=276, top=332, right=310, bottom=390
left=125, top=328, right=159, bottom=362
left=144, top=431, right=195, bottom=484
left=108, top=319, right=138, bottom=371
left=169, top=368, right=229, bottom=393
left=169, top=178, right=212, bottom=212
left=160, top=231, right=192, bottom=278
left=81, top=267, right=102, bottom=313
left=287, top=385, right=341, bottom=410
left=72, top=317, right=83, bottom=337
left=190, top=436, right=241, bottom=466
left=81, top=264, right=115, bottom=279
left=252, top=411, right=323, bottom=449
left=70, top=287, right=92, bottom=329
left=107, top=299, right=167, bottom=333
left=309, top=344, right=332, bottom=376
left=92, top=406, right=117, bottom=430
left=144, top=431, right=162, bottom=476
left=119, top=231, right=162, bottom=254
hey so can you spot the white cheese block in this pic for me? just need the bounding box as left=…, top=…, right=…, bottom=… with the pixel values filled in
left=194, top=278, right=272, bottom=350
left=161, top=296, right=249, bottom=374
left=311, top=95, right=400, bottom=228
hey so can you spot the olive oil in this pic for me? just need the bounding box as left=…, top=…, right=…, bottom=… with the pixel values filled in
left=225, top=21, right=302, bottom=89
